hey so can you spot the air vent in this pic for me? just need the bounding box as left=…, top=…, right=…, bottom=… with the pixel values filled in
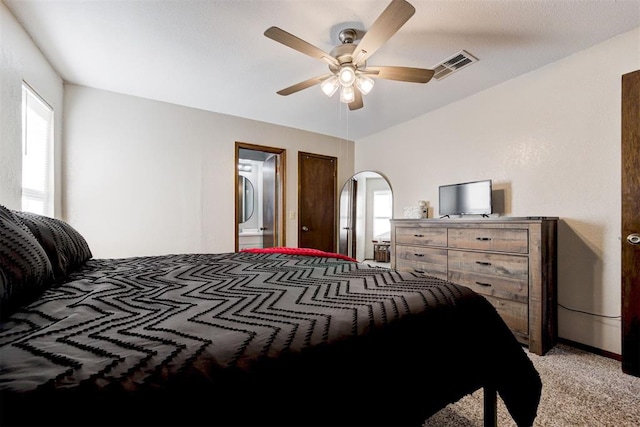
left=432, top=50, right=478, bottom=81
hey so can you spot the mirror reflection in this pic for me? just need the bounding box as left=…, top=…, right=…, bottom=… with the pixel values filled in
left=237, top=175, right=254, bottom=224
left=338, top=171, right=393, bottom=263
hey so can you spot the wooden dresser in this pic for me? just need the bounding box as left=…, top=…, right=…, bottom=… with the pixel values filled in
left=390, top=217, right=557, bottom=355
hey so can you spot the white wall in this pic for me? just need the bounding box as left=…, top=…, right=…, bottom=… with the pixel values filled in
left=0, top=2, right=64, bottom=213
left=355, top=27, right=640, bottom=355
left=63, top=84, right=353, bottom=258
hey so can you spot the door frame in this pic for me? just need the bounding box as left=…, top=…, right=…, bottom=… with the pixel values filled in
left=235, top=142, right=286, bottom=252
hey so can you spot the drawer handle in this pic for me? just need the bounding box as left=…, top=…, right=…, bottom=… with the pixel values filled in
left=475, top=261, right=492, bottom=266
left=475, top=281, right=492, bottom=287
left=414, top=269, right=425, bottom=274
left=414, top=253, right=425, bottom=257
left=414, top=234, right=424, bottom=238
left=476, top=237, right=492, bottom=241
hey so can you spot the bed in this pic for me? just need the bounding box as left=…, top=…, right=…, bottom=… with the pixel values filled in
left=0, top=206, right=541, bottom=427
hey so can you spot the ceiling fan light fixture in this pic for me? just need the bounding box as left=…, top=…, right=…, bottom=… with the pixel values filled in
left=338, top=65, right=356, bottom=86
left=321, top=76, right=340, bottom=97
left=265, top=0, right=434, bottom=111
left=355, top=75, right=375, bottom=95
left=340, top=85, right=355, bottom=103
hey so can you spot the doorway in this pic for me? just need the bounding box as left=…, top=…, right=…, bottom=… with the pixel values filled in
left=235, top=142, right=286, bottom=252
left=298, top=152, right=337, bottom=253
left=338, top=171, right=393, bottom=262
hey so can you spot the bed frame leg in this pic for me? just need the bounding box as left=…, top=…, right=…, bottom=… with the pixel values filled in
left=483, top=385, right=497, bottom=427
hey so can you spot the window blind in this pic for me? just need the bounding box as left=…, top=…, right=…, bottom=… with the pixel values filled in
left=22, top=83, right=54, bottom=216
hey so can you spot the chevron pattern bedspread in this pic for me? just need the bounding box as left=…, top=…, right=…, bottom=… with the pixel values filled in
left=0, top=252, right=541, bottom=426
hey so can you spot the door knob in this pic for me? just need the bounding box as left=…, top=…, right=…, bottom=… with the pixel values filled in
left=302, top=226, right=309, bottom=232
left=627, top=233, right=640, bottom=245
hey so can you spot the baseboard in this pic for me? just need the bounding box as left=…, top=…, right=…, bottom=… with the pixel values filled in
left=559, top=338, right=622, bottom=361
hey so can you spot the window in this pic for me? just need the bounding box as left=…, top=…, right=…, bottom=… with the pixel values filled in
left=372, top=190, right=392, bottom=239
left=22, top=83, right=54, bottom=216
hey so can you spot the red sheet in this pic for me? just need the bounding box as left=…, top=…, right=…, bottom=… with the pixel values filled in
left=240, top=247, right=358, bottom=262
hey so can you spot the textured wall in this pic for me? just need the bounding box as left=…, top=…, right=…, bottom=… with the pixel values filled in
left=0, top=3, right=63, bottom=213
left=63, top=84, right=354, bottom=258
left=355, top=27, right=640, bottom=355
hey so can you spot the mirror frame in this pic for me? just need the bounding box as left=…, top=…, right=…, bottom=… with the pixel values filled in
left=237, top=175, right=255, bottom=224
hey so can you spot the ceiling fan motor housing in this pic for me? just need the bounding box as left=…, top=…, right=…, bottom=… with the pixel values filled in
left=330, top=44, right=358, bottom=69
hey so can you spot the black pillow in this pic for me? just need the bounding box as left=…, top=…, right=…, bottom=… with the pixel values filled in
left=0, top=205, right=55, bottom=319
left=12, top=210, right=92, bottom=282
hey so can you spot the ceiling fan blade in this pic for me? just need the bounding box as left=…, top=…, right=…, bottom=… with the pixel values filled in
left=366, top=66, right=434, bottom=83
left=265, top=26, right=339, bottom=67
left=349, top=88, right=364, bottom=111
left=276, top=74, right=333, bottom=96
left=352, top=0, right=415, bottom=65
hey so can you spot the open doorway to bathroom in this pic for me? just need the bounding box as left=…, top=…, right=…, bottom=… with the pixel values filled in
left=235, top=142, right=286, bottom=252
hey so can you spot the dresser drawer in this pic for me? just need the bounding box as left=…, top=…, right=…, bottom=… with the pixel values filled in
left=448, top=228, right=529, bottom=253
left=482, top=295, right=529, bottom=337
left=395, top=227, right=447, bottom=247
left=397, top=260, right=447, bottom=280
left=395, top=245, right=447, bottom=280
left=448, top=250, right=528, bottom=302
left=448, top=271, right=528, bottom=303
left=448, top=251, right=528, bottom=280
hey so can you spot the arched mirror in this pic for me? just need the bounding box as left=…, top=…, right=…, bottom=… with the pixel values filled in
left=237, top=175, right=255, bottom=223
left=338, top=171, right=393, bottom=263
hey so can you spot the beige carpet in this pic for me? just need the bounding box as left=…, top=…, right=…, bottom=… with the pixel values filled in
left=423, top=343, right=640, bottom=427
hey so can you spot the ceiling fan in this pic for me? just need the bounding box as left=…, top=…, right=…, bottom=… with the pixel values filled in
left=264, top=0, right=434, bottom=111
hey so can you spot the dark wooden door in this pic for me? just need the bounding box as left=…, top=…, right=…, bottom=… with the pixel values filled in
left=621, top=69, right=640, bottom=377
left=298, top=152, right=337, bottom=252
left=338, top=178, right=357, bottom=257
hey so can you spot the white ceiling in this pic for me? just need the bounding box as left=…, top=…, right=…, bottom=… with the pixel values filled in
left=4, top=0, right=640, bottom=140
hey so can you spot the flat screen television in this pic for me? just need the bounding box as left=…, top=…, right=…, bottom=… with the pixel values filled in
left=439, top=179, right=493, bottom=216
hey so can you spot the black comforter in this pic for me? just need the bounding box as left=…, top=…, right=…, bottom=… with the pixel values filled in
left=0, top=251, right=541, bottom=426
